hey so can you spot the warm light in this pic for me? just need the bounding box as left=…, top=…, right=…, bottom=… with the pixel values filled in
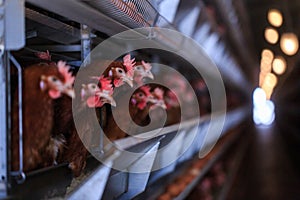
left=264, top=72, right=278, bottom=88
left=260, top=60, right=272, bottom=73
left=263, top=86, right=274, bottom=100
left=259, top=71, right=267, bottom=87
left=261, top=49, right=274, bottom=63
left=267, top=9, right=283, bottom=27
left=280, top=33, right=299, bottom=56
left=264, top=28, right=279, bottom=44
left=261, top=73, right=277, bottom=100
left=272, top=56, right=287, bottom=75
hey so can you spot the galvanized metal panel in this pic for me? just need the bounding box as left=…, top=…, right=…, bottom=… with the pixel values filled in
left=149, top=131, right=185, bottom=183
left=118, top=142, right=160, bottom=200
left=67, top=162, right=112, bottom=200
left=27, top=0, right=129, bottom=35
left=5, top=0, right=25, bottom=50
left=0, top=52, right=8, bottom=199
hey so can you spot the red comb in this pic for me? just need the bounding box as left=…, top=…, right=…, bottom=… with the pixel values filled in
left=123, top=54, right=136, bottom=78
left=141, top=60, right=152, bottom=71
left=99, top=76, right=114, bottom=95
left=90, top=76, right=114, bottom=95
left=127, top=69, right=134, bottom=79
left=167, top=91, right=178, bottom=101
left=153, top=88, right=164, bottom=100
left=139, top=85, right=151, bottom=97
left=35, top=50, right=52, bottom=61
left=57, top=61, right=75, bottom=85
left=165, top=90, right=180, bottom=108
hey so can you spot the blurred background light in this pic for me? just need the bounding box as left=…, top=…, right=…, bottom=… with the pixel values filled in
left=253, top=87, right=275, bottom=125
left=264, top=27, right=279, bottom=44
left=261, top=49, right=274, bottom=62
left=272, top=56, right=287, bottom=75
left=280, top=33, right=299, bottom=56
left=267, top=9, right=283, bottom=27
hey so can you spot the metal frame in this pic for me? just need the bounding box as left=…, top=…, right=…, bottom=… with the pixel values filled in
left=0, top=1, right=25, bottom=198
left=9, top=54, right=26, bottom=184
left=0, top=1, right=8, bottom=198
left=26, top=0, right=251, bottom=91
left=81, top=24, right=91, bottom=63
left=0, top=48, right=9, bottom=199
left=0, top=1, right=253, bottom=199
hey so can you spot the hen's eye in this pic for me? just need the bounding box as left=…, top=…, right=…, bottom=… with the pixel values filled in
left=91, top=85, right=96, bottom=89
left=118, top=69, right=123, bottom=73
left=138, top=93, right=144, bottom=97
left=136, top=66, right=141, bottom=70
left=52, top=77, right=58, bottom=82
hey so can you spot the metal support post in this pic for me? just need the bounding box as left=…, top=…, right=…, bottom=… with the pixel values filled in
left=81, top=24, right=91, bottom=66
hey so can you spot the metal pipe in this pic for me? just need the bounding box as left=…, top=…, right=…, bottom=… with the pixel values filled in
left=9, top=53, right=25, bottom=184
left=81, top=24, right=91, bottom=66
left=0, top=43, right=8, bottom=198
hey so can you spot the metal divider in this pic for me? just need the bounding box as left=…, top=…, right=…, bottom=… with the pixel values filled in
left=66, top=151, right=120, bottom=200
left=0, top=46, right=8, bottom=200
left=9, top=54, right=26, bottom=184
left=103, top=136, right=163, bottom=199
left=148, top=130, right=186, bottom=184
left=118, top=142, right=160, bottom=199
left=0, top=0, right=25, bottom=198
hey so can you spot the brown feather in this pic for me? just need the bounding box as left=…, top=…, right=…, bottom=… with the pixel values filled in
left=11, top=63, right=61, bottom=172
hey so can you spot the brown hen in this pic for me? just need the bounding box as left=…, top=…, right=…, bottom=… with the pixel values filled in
left=11, top=61, right=75, bottom=172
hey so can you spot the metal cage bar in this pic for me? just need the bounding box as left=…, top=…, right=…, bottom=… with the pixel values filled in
left=0, top=48, right=9, bottom=199
left=9, top=54, right=26, bottom=184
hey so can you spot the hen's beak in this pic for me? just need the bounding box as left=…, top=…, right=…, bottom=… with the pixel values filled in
left=64, top=87, right=75, bottom=99
left=145, top=71, right=154, bottom=80
left=98, top=92, right=117, bottom=107
left=121, top=76, right=134, bottom=88
left=108, top=97, right=117, bottom=107
left=147, top=95, right=157, bottom=104
left=157, top=100, right=167, bottom=109
left=150, top=100, right=167, bottom=110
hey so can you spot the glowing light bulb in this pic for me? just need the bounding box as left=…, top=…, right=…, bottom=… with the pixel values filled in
left=280, top=33, right=299, bottom=56
left=267, top=9, right=283, bottom=27
left=261, top=49, right=274, bottom=64
left=272, top=56, right=287, bottom=75
left=265, top=28, right=279, bottom=44
left=264, top=72, right=278, bottom=88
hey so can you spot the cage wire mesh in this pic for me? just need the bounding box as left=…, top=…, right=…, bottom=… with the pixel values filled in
left=81, top=0, right=175, bottom=29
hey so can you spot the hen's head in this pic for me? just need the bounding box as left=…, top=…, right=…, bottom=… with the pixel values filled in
left=108, top=54, right=135, bottom=88
left=165, top=90, right=180, bottom=108
left=134, top=60, right=154, bottom=85
left=131, top=86, right=152, bottom=110
left=40, top=61, right=75, bottom=99
left=150, top=87, right=167, bottom=110
left=81, top=76, right=116, bottom=108
left=131, top=86, right=167, bottom=110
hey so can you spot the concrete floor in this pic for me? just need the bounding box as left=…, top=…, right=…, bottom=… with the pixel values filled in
left=228, top=124, right=300, bottom=200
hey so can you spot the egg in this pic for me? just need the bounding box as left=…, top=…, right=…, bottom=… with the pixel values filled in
left=166, top=181, right=186, bottom=197
left=181, top=174, right=194, bottom=185
left=189, top=168, right=200, bottom=177
left=157, top=193, right=171, bottom=200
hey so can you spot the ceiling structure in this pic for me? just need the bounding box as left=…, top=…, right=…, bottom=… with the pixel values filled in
left=243, top=0, right=300, bottom=88
left=22, top=0, right=300, bottom=93
left=242, top=0, right=300, bottom=127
